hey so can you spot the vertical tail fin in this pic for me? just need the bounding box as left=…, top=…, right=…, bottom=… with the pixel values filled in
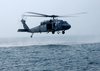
left=21, top=19, right=30, bottom=31
left=18, top=19, right=30, bottom=32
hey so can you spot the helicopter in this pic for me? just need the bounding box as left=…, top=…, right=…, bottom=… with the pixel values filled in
left=18, top=12, right=86, bottom=38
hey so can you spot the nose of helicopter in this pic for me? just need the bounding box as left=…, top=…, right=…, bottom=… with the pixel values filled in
left=62, top=24, right=71, bottom=30
left=67, top=24, right=71, bottom=29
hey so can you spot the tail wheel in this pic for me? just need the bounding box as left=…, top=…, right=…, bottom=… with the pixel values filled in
left=30, top=33, right=33, bottom=38
left=62, top=31, right=65, bottom=34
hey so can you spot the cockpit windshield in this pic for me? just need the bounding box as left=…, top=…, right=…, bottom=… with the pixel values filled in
left=64, top=21, right=68, bottom=24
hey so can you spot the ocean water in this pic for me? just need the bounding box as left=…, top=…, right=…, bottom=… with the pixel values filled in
left=0, top=36, right=100, bottom=71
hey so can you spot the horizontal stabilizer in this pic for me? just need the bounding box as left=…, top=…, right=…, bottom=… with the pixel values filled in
left=17, top=29, right=28, bottom=32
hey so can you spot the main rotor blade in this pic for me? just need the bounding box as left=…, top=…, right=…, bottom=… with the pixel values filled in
left=59, top=16, right=77, bottom=17
left=58, top=12, right=87, bottom=17
left=25, top=12, right=60, bottom=17
left=23, top=15, right=45, bottom=17
left=23, top=14, right=60, bottom=18
left=25, top=12, right=49, bottom=17
left=67, top=12, right=87, bottom=16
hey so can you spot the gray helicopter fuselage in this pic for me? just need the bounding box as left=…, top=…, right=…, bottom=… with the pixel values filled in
left=30, top=19, right=71, bottom=33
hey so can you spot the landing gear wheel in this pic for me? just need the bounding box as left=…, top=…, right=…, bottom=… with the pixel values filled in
left=62, top=31, right=65, bottom=34
left=52, top=31, right=55, bottom=34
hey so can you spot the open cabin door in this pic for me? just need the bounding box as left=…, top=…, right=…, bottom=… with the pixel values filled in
left=47, top=24, right=52, bottom=31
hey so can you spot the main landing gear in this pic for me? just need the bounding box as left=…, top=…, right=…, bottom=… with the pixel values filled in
left=52, top=31, right=55, bottom=34
left=62, top=31, right=65, bottom=34
left=57, top=31, right=65, bottom=34
left=52, top=31, right=65, bottom=34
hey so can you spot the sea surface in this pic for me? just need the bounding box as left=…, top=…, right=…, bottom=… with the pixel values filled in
left=0, top=35, right=100, bottom=71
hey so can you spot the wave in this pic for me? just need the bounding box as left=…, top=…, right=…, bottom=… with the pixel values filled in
left=0, top=42, right=100, bottom=48
left=0, top=36, right=100, bottom=47
left=0, top=43, right=68, bottom=47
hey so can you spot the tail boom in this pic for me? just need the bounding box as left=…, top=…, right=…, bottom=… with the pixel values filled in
left=18, top=29, right=29, bottom=32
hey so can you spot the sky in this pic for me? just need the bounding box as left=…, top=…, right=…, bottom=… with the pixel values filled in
left=0, top=0, right=100, bottom=37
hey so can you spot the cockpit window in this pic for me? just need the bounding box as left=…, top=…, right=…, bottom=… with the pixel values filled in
left=60, top=21, right=63, bottom=23
left=64, top=21, right=68, bottom=24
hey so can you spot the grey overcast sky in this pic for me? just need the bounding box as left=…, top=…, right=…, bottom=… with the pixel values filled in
left=0, top=0, right=100, bottom=37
